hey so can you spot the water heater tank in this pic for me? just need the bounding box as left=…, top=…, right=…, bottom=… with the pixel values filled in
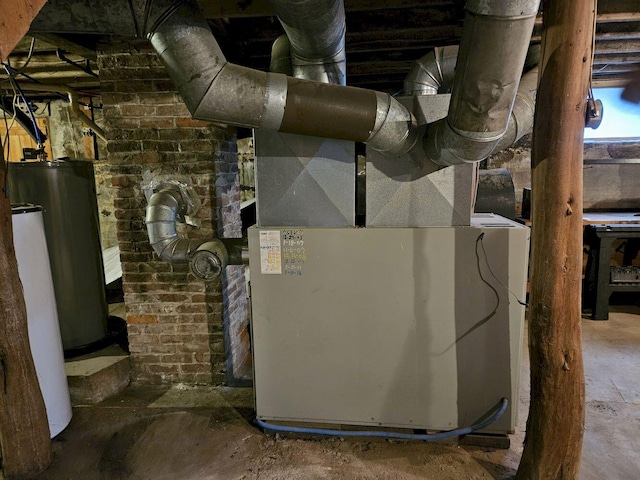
left=8, top=159, right=108, bottom=351
left=11, top=204, right=72, bottom=437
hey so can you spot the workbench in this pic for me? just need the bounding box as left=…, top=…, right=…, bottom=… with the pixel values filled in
left=582, top=213, right=640, bottom=320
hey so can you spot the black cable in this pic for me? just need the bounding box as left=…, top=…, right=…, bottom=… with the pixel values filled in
left=478, top=233, right=528, bottom=307
left=2, top=63, right=42, bottom=146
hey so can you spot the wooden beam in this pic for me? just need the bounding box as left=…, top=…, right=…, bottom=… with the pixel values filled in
left=0, top=138, right=52, bottom=478
left=29, top=33, right=97, bottom=61
left=593, top=52, right=640, bottom=64
left=199, top=0, right=458, bottom=18
left=597, top=12, right=640, bottom=23
left=595, top=39, right=640, bottom=54
left=0, top=0, right=47, bottom=61
left=515, top=0, right=593, bottom=478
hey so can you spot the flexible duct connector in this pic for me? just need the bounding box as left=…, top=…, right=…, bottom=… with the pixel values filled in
left=273, top=0, right=347, bottom=85
left=424, top=0, right=541, bottom=166
left=146, top=184, right=228, bottom=281
left=145, top=0, right=417, bottom=156
left=404, top=46, right=459, bottom=96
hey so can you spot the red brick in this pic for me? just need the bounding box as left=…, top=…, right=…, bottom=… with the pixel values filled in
left=126, top=314, right=158, bottom=324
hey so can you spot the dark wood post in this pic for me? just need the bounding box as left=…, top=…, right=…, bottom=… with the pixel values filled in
left=0, top=146, right=51, bottom=478
left=515, top=1, right=595, bottom=479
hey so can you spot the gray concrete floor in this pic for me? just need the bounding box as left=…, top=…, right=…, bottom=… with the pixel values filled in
left=10, top=306, right=640, bottom=479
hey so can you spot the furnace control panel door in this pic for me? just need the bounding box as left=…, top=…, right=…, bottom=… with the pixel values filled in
left=249, top=215, right=529, bottom=433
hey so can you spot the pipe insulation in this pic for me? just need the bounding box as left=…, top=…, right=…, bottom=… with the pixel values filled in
left=145, top=0, right=418, bottom=155
left=272, top=0, right=347, bottom=85
left=145, top=183, right=228, bottom=281
left=424, top=0, right=541, bottom=166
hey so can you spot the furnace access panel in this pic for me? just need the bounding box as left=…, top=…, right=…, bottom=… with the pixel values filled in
left=248, top=214, right=529, bottom=434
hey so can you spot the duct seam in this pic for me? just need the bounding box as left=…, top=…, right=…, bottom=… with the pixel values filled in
left=262, top=73, right=288, bottom=129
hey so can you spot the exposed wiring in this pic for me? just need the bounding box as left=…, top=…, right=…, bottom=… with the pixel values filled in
left=2, top=63, right=42, bottom=147
left=438, top=232, right=527, bottom=356
left=9, top=37, right=36, bottom=74
left=2, top=104, right=11, bottom=197
left=256, top=397, right=509, bottom=440
left=478, top=233, right=528, bottom=307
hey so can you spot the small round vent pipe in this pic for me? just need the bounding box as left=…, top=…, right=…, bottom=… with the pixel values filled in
left=145, top=183, right=228, bottom=281
left=424, top=0, right=541, bottom=166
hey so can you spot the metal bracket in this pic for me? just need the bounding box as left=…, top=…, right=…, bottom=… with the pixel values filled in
left=56, top=49, right=99, bottom=78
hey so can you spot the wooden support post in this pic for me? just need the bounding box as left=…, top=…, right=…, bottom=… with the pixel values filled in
left=0, top=145, right=51, bottom=477
left=515, top=1, right=595, bottom=479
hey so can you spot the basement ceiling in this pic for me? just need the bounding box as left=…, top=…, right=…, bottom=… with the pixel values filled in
left=3, top=0, right=640, bottom=96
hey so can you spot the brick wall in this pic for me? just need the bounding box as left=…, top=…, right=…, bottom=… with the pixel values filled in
left=98, top=41, right=249, bottom=385
left=490, top=138, right=640, bottom=212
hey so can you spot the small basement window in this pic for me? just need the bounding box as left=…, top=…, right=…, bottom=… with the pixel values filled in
left=584, top=86, right=640, bottom=142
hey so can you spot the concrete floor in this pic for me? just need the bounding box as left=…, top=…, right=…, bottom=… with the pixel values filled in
left=6, top=306, right=640, bottom=479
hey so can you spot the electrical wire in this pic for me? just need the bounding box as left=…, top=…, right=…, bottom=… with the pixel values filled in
left=10, top=37, right=36, bottom=74
left=478, top=233, right=528, bottom=307
left=256, top=397, right=509, bottom=440
left=2, top=63, right=42, bottom=147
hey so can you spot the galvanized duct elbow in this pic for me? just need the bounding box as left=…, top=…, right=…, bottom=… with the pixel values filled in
left=424, top=0, right=541, bottom=166
left=146, top=0, right=417, bottom=156
left=492, top=67, right=538, bottom=152
left=146, top=185, right=228, bottom=281
left=273, top=0, right=347, bottom=85
left=270, top=35, right=293, bottom=76
left=404, top=46, right=459, bottom=96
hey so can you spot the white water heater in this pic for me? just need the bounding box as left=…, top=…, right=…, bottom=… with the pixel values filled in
left=11, top=205, right=72, bottom=438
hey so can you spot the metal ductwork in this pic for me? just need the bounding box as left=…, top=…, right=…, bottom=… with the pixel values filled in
left=492, top=66, right=538, bottom=152
left=145, top=183, right=228, bottom=281
left=272, top=0, right=347, bottom=85
left=145, top=0, right=417, bottom=156
left=424, top=0, right=541, bottom=166
left=403, top=46, right=459, bottom=96
left=270, top=35, right=293, bottom=76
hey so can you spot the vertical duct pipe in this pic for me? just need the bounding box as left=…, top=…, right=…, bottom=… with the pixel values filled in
left=145, top=0, right=417, bottom=155
left=272, top=0, right=347, bottom=85
left=424, top=0, right=541, bottom=166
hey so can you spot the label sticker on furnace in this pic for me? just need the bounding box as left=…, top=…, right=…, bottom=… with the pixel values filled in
left=259, top=230, right=282, bottom=274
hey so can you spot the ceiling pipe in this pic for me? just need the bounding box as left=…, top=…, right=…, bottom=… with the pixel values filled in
left=272, top=0, right=347, bottom=85
left=145, top=0, right=418, bottom=156
left=403, top=46, right=459, bottom=96
left=424, top=0, right=541, bottom=166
